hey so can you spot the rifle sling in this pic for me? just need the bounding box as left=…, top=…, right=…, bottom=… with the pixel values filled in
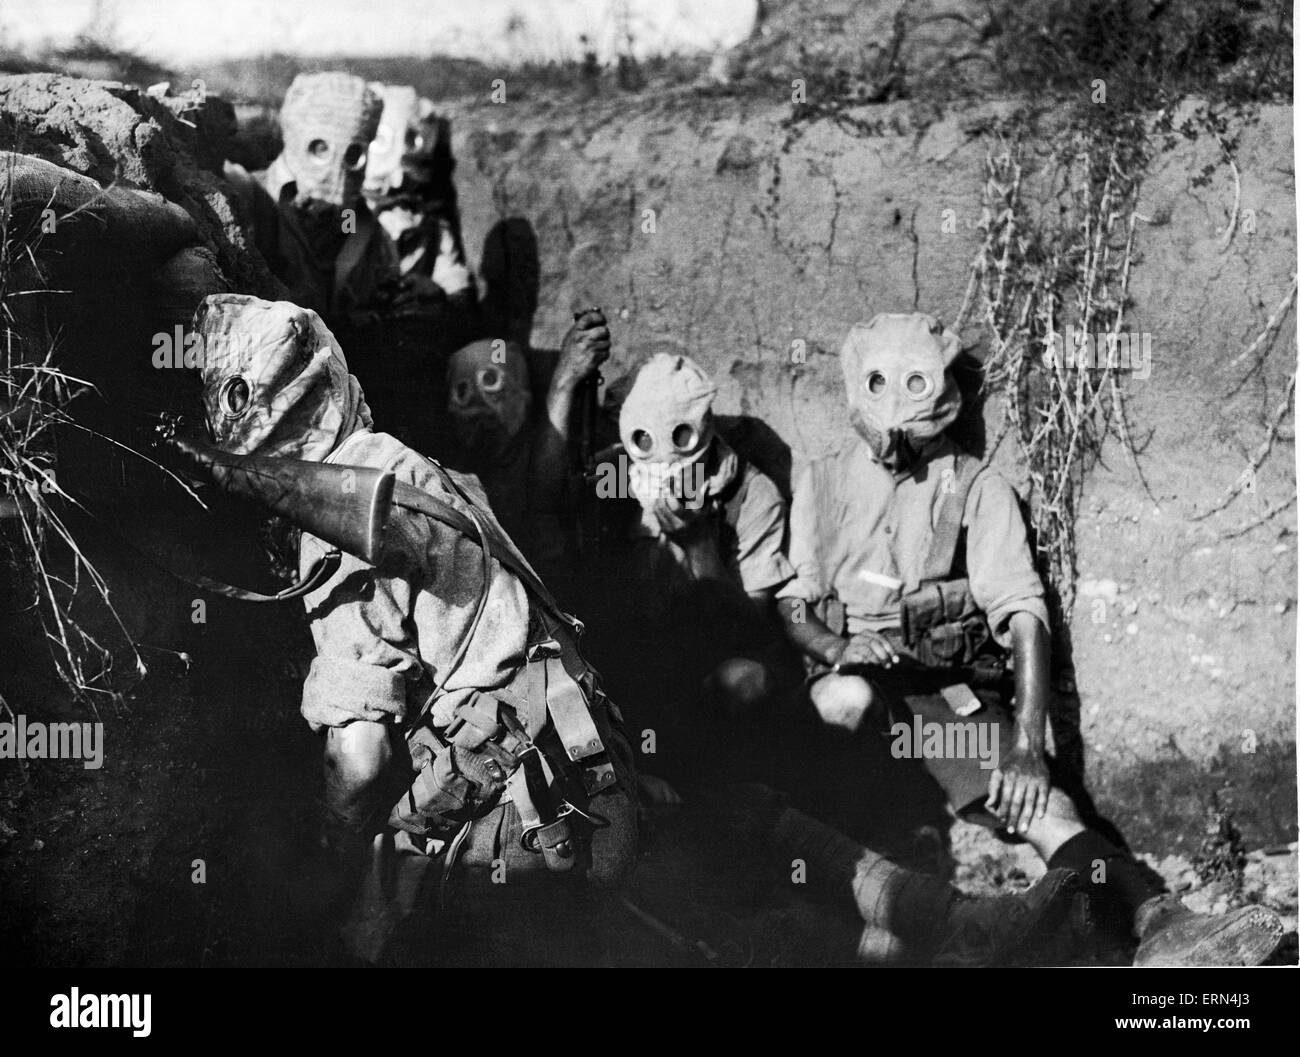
left=390, top=478, right=580, bottom=634
left=88, top=505, right=345, bottom=604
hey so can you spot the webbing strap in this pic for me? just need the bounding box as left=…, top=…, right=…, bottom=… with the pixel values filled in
left=333, top=209, right=379, bottom=298
left=506, top=767, right=543, bottom=832
left=542, top=653, right=614, bottom=795
left=919, top=454, right=983, bottom=584
left=515, top=650, right=550, bottom=740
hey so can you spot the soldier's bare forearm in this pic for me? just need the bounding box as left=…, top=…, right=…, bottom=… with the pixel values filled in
left=528, top=421, right=573, bottom=513
left=1009, top=611, right=1050, bottom=754
left=778, top=597, right=843, bottom=666
left=545, top=381, right=578, bottom=441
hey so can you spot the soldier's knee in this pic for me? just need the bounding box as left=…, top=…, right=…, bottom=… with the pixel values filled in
left=323, top=720, right=395, bottom=826
left=708, top=658, right=774, bottom=717
left=809, top=673, right=875, bottom=731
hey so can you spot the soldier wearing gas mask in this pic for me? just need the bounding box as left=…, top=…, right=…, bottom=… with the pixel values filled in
left=363, top=84, right=474, bottom=311
left=589, top=353, right=798, bottom=799
left=776, top=311, right=1285, bottom=966
left=227, top=72, right=400, bottom=327
left=184, top=293, right=638, bottom=966
left=442, top=310, right=610, bottom=588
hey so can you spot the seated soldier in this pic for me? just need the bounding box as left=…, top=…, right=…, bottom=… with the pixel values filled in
left=776, top=311, right=1286, bottom=967
left=442, top=310, right=610, bottom=589
left=224, top=72, right=402, bottom=328
left=595, top=353, right=800, bottom=795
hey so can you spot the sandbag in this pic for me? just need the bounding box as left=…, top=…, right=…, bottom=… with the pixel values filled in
left=1, top=152, right=197, bottom=259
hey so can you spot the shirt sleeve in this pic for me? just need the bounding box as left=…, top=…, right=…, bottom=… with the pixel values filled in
left=964, top=470, right=1050, bottom=645
left=297, top=459, right=433, bottom=732
left=775, top=461, right=827, bottom=604
left=732, top=471, right=795, bottom=594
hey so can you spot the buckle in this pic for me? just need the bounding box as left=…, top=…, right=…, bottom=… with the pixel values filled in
left=580, top=760, right=617, bottom=795
left=526, top=638, right=562, bottom=662
left=519, top=799, right=608, bottom=853
left=520, top=815, right=576, bottom=871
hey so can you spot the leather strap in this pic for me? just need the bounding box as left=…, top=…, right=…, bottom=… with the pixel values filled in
left=393, top=466, right=581, bottom=634
left=333, top=209, right=379, bottom=298
left=919, top=454, right=983, bottom=585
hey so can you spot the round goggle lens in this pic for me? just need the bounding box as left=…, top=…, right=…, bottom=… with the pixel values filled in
left=220, top=377, right=251, bottom=416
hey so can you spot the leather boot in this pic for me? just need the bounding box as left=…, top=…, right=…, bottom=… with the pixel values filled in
left=1132, top=894, right=1284, bottom=967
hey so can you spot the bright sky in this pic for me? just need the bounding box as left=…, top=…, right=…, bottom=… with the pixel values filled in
left=0, top=0, right=757, bottom=62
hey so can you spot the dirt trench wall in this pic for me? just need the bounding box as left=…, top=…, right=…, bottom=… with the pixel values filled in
left=452, top=93, right=1298, bottom=853
left=0, top=74, right=290, bottom=677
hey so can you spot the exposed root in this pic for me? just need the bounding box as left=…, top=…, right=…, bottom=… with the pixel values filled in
left=964, top=116, right=1146, bottom=617
left=1192, top=371, right=1296, bottom=521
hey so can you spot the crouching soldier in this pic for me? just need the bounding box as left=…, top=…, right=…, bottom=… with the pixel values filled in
left=776, top=311, right=1285, bottom=966
left=175, top=293, right=637, bottom=965
left=442, top=310, right=610, bottom=591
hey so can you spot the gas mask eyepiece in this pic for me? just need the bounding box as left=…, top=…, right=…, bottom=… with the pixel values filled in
left=217, top=376, right=252, bottom=418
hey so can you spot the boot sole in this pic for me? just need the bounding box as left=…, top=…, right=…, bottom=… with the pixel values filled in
left=1135, top=905, right=1286, bottom=967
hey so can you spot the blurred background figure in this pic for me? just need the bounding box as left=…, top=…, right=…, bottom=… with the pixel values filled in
left=226, top=71, right=399, bottom=328
left=442, top=310, right=610, bottom=593
left=363, top=83, right=476, bottom=319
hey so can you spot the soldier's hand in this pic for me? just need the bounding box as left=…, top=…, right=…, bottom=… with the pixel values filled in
left=430, top=219, right=472, bottom=297
left=646, top=492, right=693, bottom=536
left=389, top=272, right=443, bottom=315
left=637, top=773, right=683, bottom=818
left=986, top=745, right=1051, bottom=835
left=836, top=630, right=901, bottom=670
left=629, top=461, right=709, bottom=537
left=556, top=309, right=611, bottom=390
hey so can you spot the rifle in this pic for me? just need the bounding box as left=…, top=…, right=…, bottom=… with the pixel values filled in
left=153, top=417, right=577, bottom=629
left=572, top=307, right=605, bottom=557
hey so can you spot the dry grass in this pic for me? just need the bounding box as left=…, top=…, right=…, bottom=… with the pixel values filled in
left=957, top=114, right=1149, bottom=618
left=1, top=156, right=146, bottom=707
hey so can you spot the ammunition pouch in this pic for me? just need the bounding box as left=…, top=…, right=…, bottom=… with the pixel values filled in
left=390, top=696, right=524, bottom=840
left=899, top=577, right=1003, bottom=677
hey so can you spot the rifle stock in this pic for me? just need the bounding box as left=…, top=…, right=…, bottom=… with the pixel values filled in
left=166, top=432, right=395, bottom=566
